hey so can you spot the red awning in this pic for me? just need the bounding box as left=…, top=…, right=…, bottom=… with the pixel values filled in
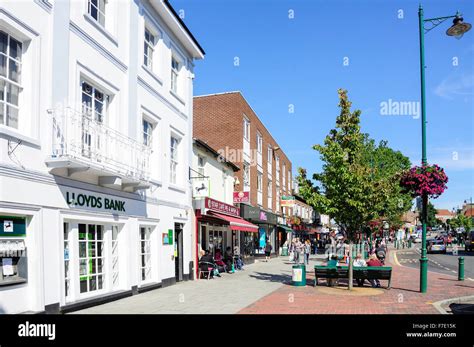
left=208, top=212, right=259, bottom=233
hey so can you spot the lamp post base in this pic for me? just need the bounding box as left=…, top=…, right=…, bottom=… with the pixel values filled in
left=420, top=257, right=428, bottom=293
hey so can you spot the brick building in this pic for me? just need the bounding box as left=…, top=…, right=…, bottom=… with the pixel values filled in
left=194, top=91, right=293, bottom=255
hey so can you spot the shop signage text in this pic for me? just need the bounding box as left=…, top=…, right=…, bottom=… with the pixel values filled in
left=205, top=197, right=239, bottom=217
left=281, top=196, right=295, bottom=207
left=233, top=191, right=250, bottom=203
left=66, top=192, right=126, bottom=212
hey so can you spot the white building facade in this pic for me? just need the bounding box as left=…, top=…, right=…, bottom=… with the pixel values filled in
left=191, top=139, right=257, bottom=276
left=0, top=0, right=204, bottom=313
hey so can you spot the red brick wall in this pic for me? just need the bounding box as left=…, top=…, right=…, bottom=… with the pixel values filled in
left=194, top=92, right=293, bottom=217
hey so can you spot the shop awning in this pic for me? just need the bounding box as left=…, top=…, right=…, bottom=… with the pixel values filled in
left=277, top=224, right=293, bottom=233
left=208, top=212, right=259, bottom=233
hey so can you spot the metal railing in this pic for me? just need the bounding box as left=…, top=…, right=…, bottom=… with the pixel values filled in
left=48, top=107, right=151, bottom=181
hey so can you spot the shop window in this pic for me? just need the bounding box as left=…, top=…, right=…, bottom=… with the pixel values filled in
left=78, top=223, right=105, bottom=294
left=139, top=226, right=152, bottom=282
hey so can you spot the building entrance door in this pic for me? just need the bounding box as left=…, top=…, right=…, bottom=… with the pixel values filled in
left=174, top=223, right=184, bottom=282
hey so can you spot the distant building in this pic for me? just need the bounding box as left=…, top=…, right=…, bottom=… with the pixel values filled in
left=194, top=91, right=293, bottom=256
left=435, top=209, right=456, bottom=224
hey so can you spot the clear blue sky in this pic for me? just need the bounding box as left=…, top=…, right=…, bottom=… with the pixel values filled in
left=171, top=0, right=474, bottom=210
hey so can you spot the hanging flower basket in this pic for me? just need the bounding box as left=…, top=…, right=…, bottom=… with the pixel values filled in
left=400, top=164, right=448, bottom=199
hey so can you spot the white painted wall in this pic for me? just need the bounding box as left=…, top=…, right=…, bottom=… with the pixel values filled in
left=0, top=0, right=202, bottom=313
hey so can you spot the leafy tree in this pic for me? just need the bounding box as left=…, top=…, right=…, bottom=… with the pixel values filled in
left=296, top=89, right=413, bottom=289
left=427, top=202, right=438, bottom=228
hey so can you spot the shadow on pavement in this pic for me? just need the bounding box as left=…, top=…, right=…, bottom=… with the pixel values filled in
left=249, top=272, right=292, bottom=284
left=448, top=303, right=474, bottom=314
left=389, top=287, right=420, bottom=293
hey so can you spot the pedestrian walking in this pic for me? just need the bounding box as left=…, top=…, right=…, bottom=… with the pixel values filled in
left=304, top=240, right=311, bottom=265
left=264, top=241, right=272, bottom=262
left=294, top=238, right=303, bottom=264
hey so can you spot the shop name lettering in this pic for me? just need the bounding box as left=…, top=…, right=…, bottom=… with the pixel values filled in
left=206, top=199, right=238, bottom=216
left=66, top=192, right=126, bottom=212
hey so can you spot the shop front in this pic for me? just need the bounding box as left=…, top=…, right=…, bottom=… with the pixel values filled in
left=0, top=174, right=192, bottom=314
left=194, top=197, right=258, bottom=271
left=240, top=205, right=278, bottom=257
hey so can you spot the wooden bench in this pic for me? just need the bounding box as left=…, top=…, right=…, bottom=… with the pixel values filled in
left=314, top=266, right=392, bottom=289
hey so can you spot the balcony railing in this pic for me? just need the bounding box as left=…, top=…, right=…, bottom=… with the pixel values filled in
left=48, top=107, right=151, bottom=183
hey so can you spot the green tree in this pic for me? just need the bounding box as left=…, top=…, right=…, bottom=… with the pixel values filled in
left=296, top=89, right=413, bottom=289
left=427, top=203, right=438, bottom=228
left=361, top=139, right=412, bottom=233
left=297, top=89, right=378, bottom=290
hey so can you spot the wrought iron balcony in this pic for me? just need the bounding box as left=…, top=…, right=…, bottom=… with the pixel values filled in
left=46, top=107, right=151, bottom=191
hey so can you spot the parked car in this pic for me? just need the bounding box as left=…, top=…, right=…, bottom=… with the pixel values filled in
left=427, top=239, right=447, bottom=254
left=466, top=230, right=474, bottom=252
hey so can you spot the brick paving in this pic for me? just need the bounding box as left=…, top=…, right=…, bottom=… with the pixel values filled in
left=239, top=250, right=474, bottom=314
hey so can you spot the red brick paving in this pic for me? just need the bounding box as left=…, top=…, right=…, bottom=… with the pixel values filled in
left=239, top=251, right=474, bottom=314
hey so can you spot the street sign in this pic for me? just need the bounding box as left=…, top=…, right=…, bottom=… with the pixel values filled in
left=233, top=191, right=250, bottom=203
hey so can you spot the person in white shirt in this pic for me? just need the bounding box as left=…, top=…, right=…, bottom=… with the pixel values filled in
left=353, top=253, right=367, bottom=287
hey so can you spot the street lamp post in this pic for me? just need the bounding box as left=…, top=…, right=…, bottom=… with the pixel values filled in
left=417, top=5, right=471, bottom=293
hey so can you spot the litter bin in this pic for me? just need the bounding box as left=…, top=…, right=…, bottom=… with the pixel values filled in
left=282, top=246, right=288, bottom=256
left=292, top=264, right=306, bottom=286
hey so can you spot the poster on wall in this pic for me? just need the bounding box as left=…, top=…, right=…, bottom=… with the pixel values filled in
left=259, top=228, right=266, bottom=249
left=2, top=258, right=14, bottom=276
left=162, top=233, right=169, bottom=245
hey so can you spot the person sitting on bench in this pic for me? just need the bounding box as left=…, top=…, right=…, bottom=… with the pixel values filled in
left=326, top=255, right=339, bottom=286
left=353, top=253, right=367, bottom=287
left=367, top=254, right=383, bottom=287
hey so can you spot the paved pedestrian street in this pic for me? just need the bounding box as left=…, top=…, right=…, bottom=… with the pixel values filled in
left=74, top=249, right=474, bottom=314
left=74, top=257, right=297, bottom=314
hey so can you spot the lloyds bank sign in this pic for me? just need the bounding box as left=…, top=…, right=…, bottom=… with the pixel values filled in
left=66, top=191, right=126, bottom=212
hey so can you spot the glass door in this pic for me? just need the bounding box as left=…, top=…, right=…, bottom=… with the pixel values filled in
left=78, top=223, right=105, bottom=295
left=139, top=226, right=152, bottom=283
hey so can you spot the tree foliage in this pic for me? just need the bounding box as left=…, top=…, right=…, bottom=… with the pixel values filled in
left=296, top=89, right=412, bottom=241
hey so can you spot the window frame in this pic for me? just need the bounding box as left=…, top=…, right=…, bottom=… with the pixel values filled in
left=267, top=146, right=272, bottom=164
left=142, top=118, right=154, bottom=147
left=170, top=135, right=180, bottom=185
left=81, top=80, right=108, bottom=123
left=0, top=30, right=23, bottom=129
left=257, top=172, right=263, bottom=193
left=257, top=132, right=262, bottom=154
left=87, top=0, right=107, bottom=27
left=243, top=162, right=250, bottom=189
left=170, top=56, right=180, bottom=94
left=243, top=116, right=250, bottom=141
left=139, top=226, right=153, bottom=283
left=144, top=27, right=156, bottom=71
